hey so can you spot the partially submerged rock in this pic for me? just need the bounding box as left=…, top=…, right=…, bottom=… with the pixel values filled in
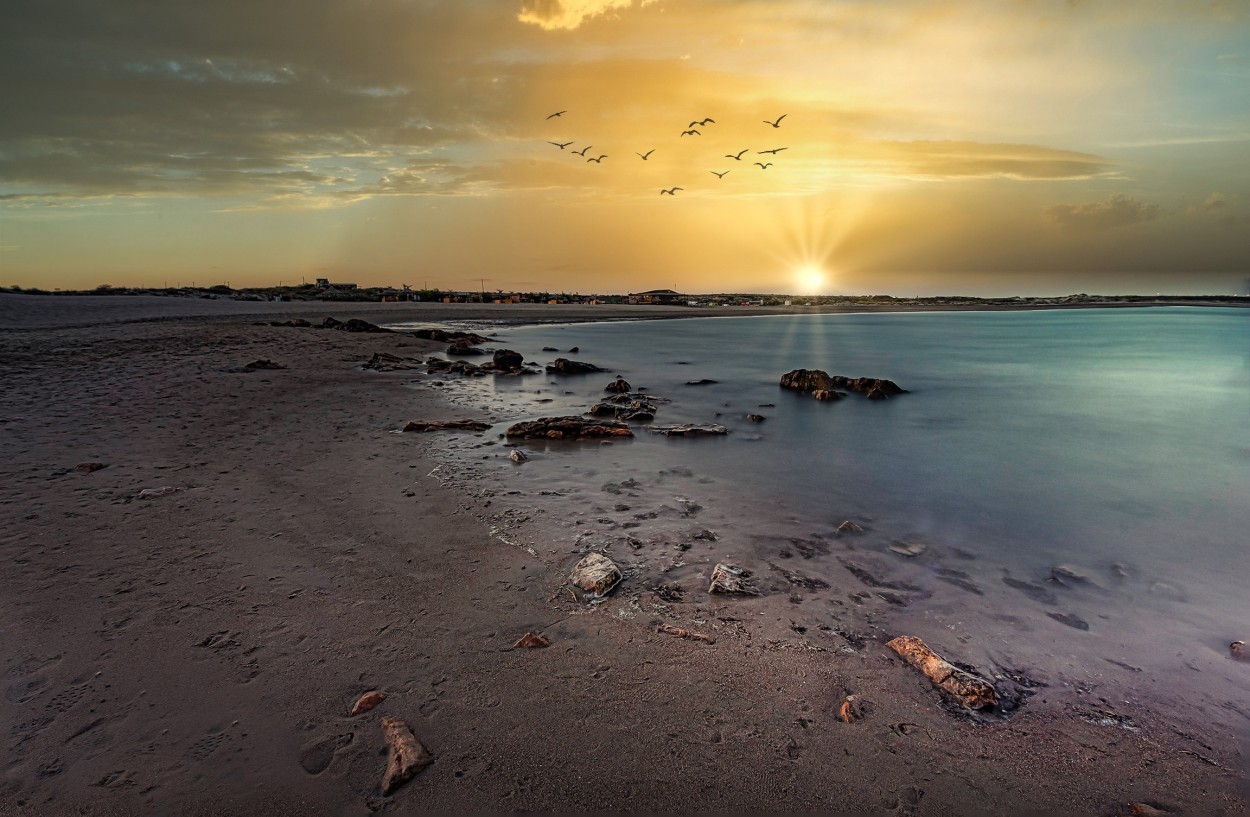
left=780, top=369, right=906, bottom=400
left=492, top=349, right=525, bottom=371
left=380, top=716, right=433, bottom=795
left=509, top=449, right=529, bottom=463
left=447, top=340, right=488, bottom=356
left=412, top=328, right=490, bottom=345
left=350, top=690, right=386, bottom=716
left=426, top=358, right=485, bottom=377
left=505, top=416, right=633, bottom=440
left=340, top=318, right=390, bottom=333
left=780, top=369, right=835, bottom=393
left=708, top=563, right=760, bottom=596
left=648, top=423, right=728, bottom=437
left=685, top=378, right=718, bottom=386
left=569, top=552, right=622, bottom=597
left=590, top=400, right=656, bottom=422
left=836, top=520, right=864, bottom=535
left=546, top=358, right=604, bottom=374
left=886, top=635, right=998, bottom=710
left=401, top=419, right=491, bottom=432
left=605, top=377, right=632, bottom=393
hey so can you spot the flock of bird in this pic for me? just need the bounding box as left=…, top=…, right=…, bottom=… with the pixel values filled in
left=543, top=109, right=789, bottom=196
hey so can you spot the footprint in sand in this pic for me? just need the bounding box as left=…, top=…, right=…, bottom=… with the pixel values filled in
left=298, top=733, right=354, bottom=775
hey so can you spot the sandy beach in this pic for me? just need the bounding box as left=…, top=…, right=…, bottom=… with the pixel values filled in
left=1, top=294, right=1245, bottom=816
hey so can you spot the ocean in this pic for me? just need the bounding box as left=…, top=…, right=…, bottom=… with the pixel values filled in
left=398, top=307, right=1249, bottom=722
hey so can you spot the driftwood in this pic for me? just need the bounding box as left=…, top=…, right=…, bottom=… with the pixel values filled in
left=380, top=716, right=433, bottom=795
left=350, top=690, right=386, bottom=716
left=401, top=419, right=491, bottom=432
left=886, top=635, right=998, bottom=710
left=657, top=623, right=715, bottom=644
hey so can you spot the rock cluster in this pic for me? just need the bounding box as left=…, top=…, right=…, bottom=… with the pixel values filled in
left=401, top=419, right=491, bottom=432
left=780, top=369, right=906, bottom=401
left=546, top=358, right=604, bottom=374
left=505, top=416, right=633, bottom=440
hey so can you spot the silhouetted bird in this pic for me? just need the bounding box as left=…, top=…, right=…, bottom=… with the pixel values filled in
left=573, top=145, right=592, bottom=156
left=725, top=149, right=749, bottom=160
left=636, top=149, right=655, bottom=160
left=549, top=141, right=573, bottom=149
left=660, top=187, right=683, bottom=195
left=754, top=162, right=773, bottom=169
left=759, top=147, right=788, bottom=155
left=710, top=170, right=729, bottom=178
left=546, top=110, right=567, bottom=119
left=689, top=118, right=716, bottom=127
left=681, top=129, right=701, bottom=137
left=587, top=155, right=607, bottom=163
left=763, top=114, right=787, bottom=128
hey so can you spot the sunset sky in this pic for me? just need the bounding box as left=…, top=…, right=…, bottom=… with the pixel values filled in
left=2, top=0, right=1247, bottom=295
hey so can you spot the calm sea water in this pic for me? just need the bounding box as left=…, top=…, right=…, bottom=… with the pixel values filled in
left=399, top=307, right=1249, bottom=710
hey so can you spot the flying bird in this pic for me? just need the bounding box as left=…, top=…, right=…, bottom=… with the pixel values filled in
left=549, top=140, right=573, bottom=149
left=758, top=147, right=788, bottom=155
left=689, top=118, right=716, bottom=127
left=587, top=154, right=607, bottom=163
left=763, top=114, right=787, bottom=128
left=725, top=149, right=749, bottom=160
left=573, top=145, right=592, bottom=156
left=681, top=129, right=701, bottom=137
left=754, top=162, right=773, bottom=169
left=660, top=187, right=683, bottom=195
left=636, top=149, right=655, bottom=160
left=546, top=110, right=567, bottom=119
left=710, top=170, right=730, bottom=178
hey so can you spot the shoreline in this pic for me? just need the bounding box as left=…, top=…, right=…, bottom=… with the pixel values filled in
left=1, top=299, right=1245, bottom=815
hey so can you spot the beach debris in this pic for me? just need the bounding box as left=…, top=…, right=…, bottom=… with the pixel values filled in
left=605, top=377, right=632, bottom=393
left=413, top=328, right=490, bottom=344
left=838, top=695, right=861, bottom=724
left=886, top=635, right=998, bottom=710
left=888, top=540, right=927, bottom=558
left=836, top=520, right=864, bottom=535
left=137, top=486, right=180, bottom=499
left=1047, top=611, right=1090, bottom=631
left=513, top=632, right=550, bottom=648
left=648, top=423, right=729, bottom=437
left=75, top=462, right=108, bottom=473
left=363, top=352, right=422, bottom=371
left=509, top=449, right=529, bottom=463
left=401, top=419, right=491, bottom=432
left=350, top=690, right=387, bottom=716
left=657, top=622, right=715, bottom=644
left=708, top=563, right=760, bottom=596
left=685, top=378, right=718, bottom=386
left=505, top=416, right=633, bottom=440
left=380, top=716, right=433, bottom=795
left=780, top=369, right=906, bottom=400
left=746, top=413, right=766, bottom=422
left=1231, top=641, right=1247, bottom=661
left=546, top=358, right=604, bottom=374
left=569, top=552, right=623, bottom=598
left=492, top=349, right=524, bottom=371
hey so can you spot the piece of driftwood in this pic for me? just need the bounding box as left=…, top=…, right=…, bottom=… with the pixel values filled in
left=350, top=690, right=386, bottom=716
left=886, top=635, right=998, bottom=710
left=657, top=623, right=715, bottom=644
left=380, top=716, right=433, bottom=795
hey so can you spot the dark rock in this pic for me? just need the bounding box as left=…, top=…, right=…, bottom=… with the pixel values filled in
left=321, top=316, right=344, bottom=329
left=363, top=352, right=423, bottom=371
left=746, top=414, right=765, bottom=422
left=413, top=328, right=490, bottom=344
left=605, top=378, right=632, bottom=393
left=569, top=552, right=621, bottom=597
left=235, top=359, right=285, bottom=372
left=546, top=358, right=604, bottom=374
left=492, top=349, right=525, bottom=371
left=780, top=369, right=835, bottom=393
left=542, top=346, right=558, bottom=352
left=831, top=375, right=906, bottom=398
left=267, top=318, right=311, bottom=327
left=505, top=416, right=633, bottom=440
left=647, top=423, right=728, bottom=437
left=426, top=358, right=485, bottom=376
left=1047, top=612, right=1090, bottom=631
left=685, top=379, right=718, bottom=386
left=1002, top=575, right=1058, bottom=604
left=781, top=369, right=905, bottom=399
left=402, top=419, right=491, bottom=432
left=75, top=462, right=108, bottom=473
left=568, top=346, right=579, bottom=353
left=812, top=389, right=844, bottom=401
left=340, top=318, right=390, bottom=333
left=448, top=340, right=488, bottom=356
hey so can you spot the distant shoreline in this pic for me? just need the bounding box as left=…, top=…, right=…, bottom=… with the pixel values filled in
left=1, top=291, right=1245, bottom=332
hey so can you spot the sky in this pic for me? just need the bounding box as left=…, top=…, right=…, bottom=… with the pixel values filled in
left=1, top=0, right=1248, bottom=296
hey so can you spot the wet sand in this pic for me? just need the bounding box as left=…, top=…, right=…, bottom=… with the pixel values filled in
left=1, top=294, right=1245, bottom=816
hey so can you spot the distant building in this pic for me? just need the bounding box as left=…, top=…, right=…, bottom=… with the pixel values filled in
left=315, top=278, right=358, bottom=291
left=628, top=288, right=684, bottom=305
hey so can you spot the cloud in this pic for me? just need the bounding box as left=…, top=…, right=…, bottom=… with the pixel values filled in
left=1044, top=193, right=1160, bottom=230
left=870, top=141, right=1111, bottom=181
left=1200, top=191, right=1231, bottom=211
left=517, top=0, right=656, bottom=31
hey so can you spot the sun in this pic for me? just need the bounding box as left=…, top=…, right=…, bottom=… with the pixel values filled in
left=795, top=264, right=827, bottom=295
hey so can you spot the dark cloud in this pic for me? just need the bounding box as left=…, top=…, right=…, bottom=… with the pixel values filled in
left=1044, top=193, right=1160, bottom=230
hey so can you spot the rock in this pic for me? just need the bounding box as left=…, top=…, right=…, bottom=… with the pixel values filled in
left=708, top=563, right=760, bottom=596
left=647, top=423, right=728, bottom=437
left=509, top=449, right=529, bottom=463
left=569, top=552, right=622, bottom=597
left=588, top=403, right=617, bottom=417
left=321, top=316, right=344, bottom=329
left=513, top=632, right=550, bottom=648
left=831, top=375, right=906, bottom=398
left=350, top=690, right=386, bottom=716
left=269, top=318, right=311, bottom=327
left=542, top=346, right=558, bottom=352
left=505, top=417, right=633, bottom=440
left=836, top=520, right=864, bottom=535
left=1002, top=574, right=1058, bottom=604
left=1049, top=564, right=1093, bottom=585
left=340, top=318, right=390, bottom=333
left=745, top=413, right=765, bottom=422
left=657, top=623, right=715, bottom=644
left=605, top=377, right=631, bottom=393
left=546, top=358, right=603, bottom=374
left=888, top=540, right=927, bottom=558
left=685, top=379, right=718, bottom=386
left=75, top=462, right=108, bottom=473
left=447, top=340, right=488, bottom=356
left=812, top=389, right=844, bottom=401
left=413, top=328, right=489, bottom=344
left=401, top=419, right=491, bottom=432
left=780, top=369, right=835, bottom=393
left=240, top=359, right=285, bottom=371
left=1125, top=805, right=1172, bottom=817
left=426, top=358, right=484, bottom=376
left=137, top=486, right=180, bottom=499
left=568, top=346, right=579, bottom=353
left=886, top=635, right=998, bottom=710
left=838, top=695, right=860, bottom=724
left=380, top=716, right=433, bottom=795
left=492, top=349, right=524, bottom=371
left=363, top=352, right=422, bottom=371
left=1231, top=641, right=1247, bottom=661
